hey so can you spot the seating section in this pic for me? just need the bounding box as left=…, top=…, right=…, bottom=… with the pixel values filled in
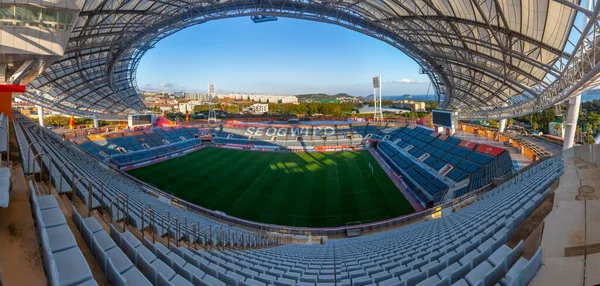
left=212, top=157, right=558, bottom=286
left=29, top=181, right=96, bottom=286
left=374, top=124, right=514, bottom=204
left=80, top=128, right=204, bottom=166
left=0, top=162, right=9, bottom=208
left=110, top=225, right=194, bottom=285
left=87, top=156, right=557, bottom=286
left=211, top=123, right=367, bottom=150
left=379, top=141, right=448, bottom=204
left=13, top=118, right=41, bottom=173
left=15, top=110, right=560, bottom=286
left=76, top=123, right=374, bottom=166
left=0, top=113, right=7, bottom=154
left=71, top=207, right=152, bottom=286
left=0, top=113, right=10, bottom=208
left=14, top=114, right=273, bottom=251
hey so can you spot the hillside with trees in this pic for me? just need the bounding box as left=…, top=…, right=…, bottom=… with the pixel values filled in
left=295, top=93, right=355, bottom=102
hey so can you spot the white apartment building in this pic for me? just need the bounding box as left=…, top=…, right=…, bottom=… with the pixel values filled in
left=179, top=103, right=195, bottom=113
left=250, top=104, right=269, bottom=114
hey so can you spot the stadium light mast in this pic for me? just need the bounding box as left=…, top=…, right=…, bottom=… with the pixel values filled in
left=208, top=102, right=216, bottom=123
left=373, top=76, right=383, bottom=122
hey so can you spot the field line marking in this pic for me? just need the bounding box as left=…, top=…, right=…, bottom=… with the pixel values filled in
left=335, top=159, right=341, bottom=194
left=231, top=154, right=280, bottom=209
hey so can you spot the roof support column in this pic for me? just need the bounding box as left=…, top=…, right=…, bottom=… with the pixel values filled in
left=563, top=95, right=581, bottom=150
left=498, top=119, right=506, bottom=133
left=93, top=118, right=99, bottom=128
left=37, top=105, right=45, bottom=127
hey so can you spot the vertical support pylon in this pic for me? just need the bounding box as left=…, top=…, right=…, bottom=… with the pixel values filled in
left=498, top=119, right=506, bottom=133
left=69, top=115, right=75, bottom=130
left=563, top=95, right=581, bottom=150
left=373, top=76, right=383, bottom=122
left=37, top=105, right=45, bottom=127
left=208, top=103, right=216, bottom=123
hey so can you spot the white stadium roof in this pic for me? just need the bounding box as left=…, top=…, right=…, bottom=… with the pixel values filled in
left=16, top=0, right=600, bottom=120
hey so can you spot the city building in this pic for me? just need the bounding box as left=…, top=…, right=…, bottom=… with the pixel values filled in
left=179, top=103, right=195, bottom=113
left=208, top=83, right=216, bottom=99
left=549, top=119, right=565, bottom=138
left=218, top=93, right=299, bottom=104
left=185, top=94, right=211, bottom=101
left=248, top=103, right=269, bottom=114
left=392, top=100, right=427, bottom=112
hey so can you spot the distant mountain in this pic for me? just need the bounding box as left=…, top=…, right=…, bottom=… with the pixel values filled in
left=295, top=93, right=356, bottom=102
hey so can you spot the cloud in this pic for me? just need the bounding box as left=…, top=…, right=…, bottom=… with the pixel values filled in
left=160, top=82, right=175, bottom=87
left=389, top=79, right=425, bottom=84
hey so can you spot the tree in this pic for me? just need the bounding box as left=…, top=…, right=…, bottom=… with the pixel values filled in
left=425, top=100, right=438, bottom=111
left=587, top=112, right=600, bottom=130
left=507, top=118, right=515, bottom=127
left=531, top=121, right=539, bottom=131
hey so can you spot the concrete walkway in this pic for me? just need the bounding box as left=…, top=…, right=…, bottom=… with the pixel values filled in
left=0, top=122, right=46, bottom=286
left=531, top=157, right=600, bottom=286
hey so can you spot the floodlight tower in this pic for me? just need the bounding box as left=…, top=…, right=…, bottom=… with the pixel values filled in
left=373, top=76, right=383, bottom=121
left=208, top=102, right=217, bottom=123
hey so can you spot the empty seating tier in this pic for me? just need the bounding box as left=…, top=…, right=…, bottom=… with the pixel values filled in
left=374, top=124, right=514, bottom=205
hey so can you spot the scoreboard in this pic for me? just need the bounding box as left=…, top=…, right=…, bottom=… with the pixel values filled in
left=128, top=114, right=154, bottom=127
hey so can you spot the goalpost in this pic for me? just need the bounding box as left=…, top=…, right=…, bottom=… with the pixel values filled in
left=369, top=163, right=374, bottom=174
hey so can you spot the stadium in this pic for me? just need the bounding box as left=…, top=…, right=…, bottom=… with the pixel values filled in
left=0, top=1, right=599, bottom=286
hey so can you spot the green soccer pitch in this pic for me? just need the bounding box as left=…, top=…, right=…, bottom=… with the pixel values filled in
left=126, top=147, right=415, bottom=227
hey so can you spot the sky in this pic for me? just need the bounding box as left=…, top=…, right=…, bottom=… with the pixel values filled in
left=136, top=17, right=431, bottom=97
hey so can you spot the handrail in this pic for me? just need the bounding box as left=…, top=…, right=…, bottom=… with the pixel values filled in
left=141, top=208, right=155, bottom=244
left=209, top=225, right=213, bottom=249
left=26, top=141, right=42, bottom=174
left=160, top=211, right=171, bottom=239
left=166, top=218, right=179, bottom=248
left=32, top=152, right=52, bottom=188
left=73, top=176, right=95, bottom=217
left=110, top=193, right=129, bottom=231
left=97, top=184, right=105, bottom=215
left=59, top=161, right=76, bottom=200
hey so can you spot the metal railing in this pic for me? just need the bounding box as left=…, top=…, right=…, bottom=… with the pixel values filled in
left=110, top=193, right=130, bottom=231
left=141, top=208, right=155, bottom=244
left=58, top=161, right=76, bottom=200
left=31, top=153, right=52, bottom=188
left=72, top=177, right=96, bottom=217
left=26, top=141, right=42, bottom=174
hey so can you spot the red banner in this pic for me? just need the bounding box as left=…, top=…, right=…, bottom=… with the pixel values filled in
left=459, top=140, right=477, bottom=150
left=0, top=84, right=25, bottom=93
left=475, top=143, right=505, bottom=156
left=314, top=145, right=349, bottom=151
